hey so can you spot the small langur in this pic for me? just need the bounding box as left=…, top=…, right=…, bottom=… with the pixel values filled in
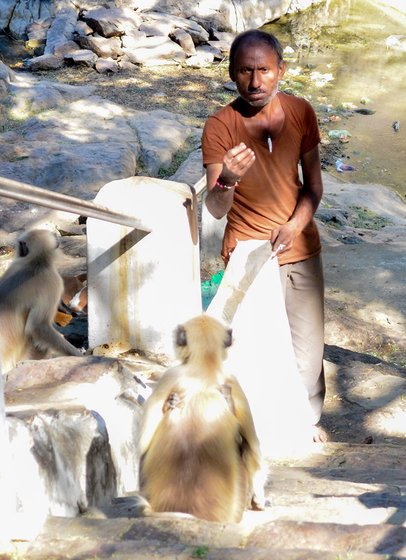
left=138, top=314, right=266, bottom=523
left=0, top=229, right=82, bottom=374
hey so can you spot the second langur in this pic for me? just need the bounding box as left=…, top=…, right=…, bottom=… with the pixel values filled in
left=0, top=229, right=82, bottom=375
left=138, top=314, right=266, bottom=523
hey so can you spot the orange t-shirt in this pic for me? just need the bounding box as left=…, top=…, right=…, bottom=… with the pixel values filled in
left=201, top=92, right=322, bottom=265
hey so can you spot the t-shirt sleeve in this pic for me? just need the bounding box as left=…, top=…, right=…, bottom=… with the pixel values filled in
left=300, top=101, right=321, bottom=155
left=201, top=114, right=234, bottom=167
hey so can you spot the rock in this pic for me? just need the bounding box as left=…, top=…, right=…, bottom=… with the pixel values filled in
left=169, top=28, right=196, bottom=56
left=51, top=40, right=79, bottom=59
left=75, top=33, right=122, bottom=59
left=95, top=57, right=120, bottom=73
left=0, top=60, right=18, bottom=82
left=122, top=35, right=186, bottom=66
left=25, top=53, right=64, bottom=71
left=64, top=48, right=98, bottom=67
left=169, top=148, right=203, bottom=186
left=118, top=57, right=138, bottom=71
left=316, top=207, right=348, bottom=227
left=4, top=355, right=155, bottom=498
left=143, top=0, right=293, bottom=33
left=44, top=7, right=78, bottom=55
left=0, top=86, right=139, bottom=234
left=81, top=6, right=141, bottom=38
left=0, top=0, right=15, bottom=31
left=7, top=1, right=52, bottom=40
left=184, top=50, right=215, bottom=68
left=139, top=19, right=172, bottom=37
left=26, top=17, right=52, bottom=44
left=211, top=30, right=235, bottom=42
left=120, top=30, right=147, bottom=50
left=224, top=80, right=238, bottom=91
left=127, top=109, right=199, bottom=175
left=208, top=39, right=232, bottom=55
left=7, top=407, right=116, bottom=517
left=140, top=11, right=209, bottom=45
left=196, top=43, right=223, bottom=61
left=74, top=19, right=94, bottom=36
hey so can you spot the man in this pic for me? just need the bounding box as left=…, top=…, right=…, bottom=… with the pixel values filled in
left=201, top=30, right=326, bottom=441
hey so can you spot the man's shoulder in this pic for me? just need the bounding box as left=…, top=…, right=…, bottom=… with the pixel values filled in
left=280, top=91, right=314, bottom=113
left=207, top=100, right=238, bottom=122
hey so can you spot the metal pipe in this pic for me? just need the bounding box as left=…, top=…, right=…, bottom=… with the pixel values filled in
left=191, top=175, right=206, bottom=197
left=0, top=176, right=152, bottom=233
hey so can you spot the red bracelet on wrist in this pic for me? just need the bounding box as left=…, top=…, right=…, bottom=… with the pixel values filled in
left=215, top=176, right=238, bottom=191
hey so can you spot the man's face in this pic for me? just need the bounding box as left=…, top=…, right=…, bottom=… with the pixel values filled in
left=231, top=41, right=286, bottom=108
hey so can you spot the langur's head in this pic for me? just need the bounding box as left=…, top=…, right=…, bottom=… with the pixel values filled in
left=174, top=314, right=232, bottom=365
left=17, top=229, right=59, bottom=260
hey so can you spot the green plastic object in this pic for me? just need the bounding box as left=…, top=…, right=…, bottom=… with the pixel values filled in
left=201, top=270, right=224, bottom=310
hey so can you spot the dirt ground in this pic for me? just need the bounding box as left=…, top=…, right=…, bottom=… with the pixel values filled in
left=33, top=62, right=342, bottom=171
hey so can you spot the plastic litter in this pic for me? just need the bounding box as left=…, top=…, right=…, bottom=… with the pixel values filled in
left=201, top=270, right=224, bottom=310
left=328, top=130, right=352, bottom=142
left=336, top=159, right=356, bottom=173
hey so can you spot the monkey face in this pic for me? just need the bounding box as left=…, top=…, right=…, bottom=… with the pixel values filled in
left=17, top=230, right=59, bottom=258
left=175, top=321, right=232, bottom=349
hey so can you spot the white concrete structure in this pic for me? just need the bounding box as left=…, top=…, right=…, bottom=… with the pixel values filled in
left=0, top=371, right=14, bottom=548
left=87, top=176, right=202, bottom=360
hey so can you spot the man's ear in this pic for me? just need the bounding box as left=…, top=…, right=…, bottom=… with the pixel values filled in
left=229, top=63, right=236, bottom=82
left=278, top=61, right=287, bottom=80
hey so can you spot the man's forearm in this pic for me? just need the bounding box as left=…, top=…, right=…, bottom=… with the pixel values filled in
left=288, top=184, right=322, bottom=233
left=205, top=185, right=236, bottom=219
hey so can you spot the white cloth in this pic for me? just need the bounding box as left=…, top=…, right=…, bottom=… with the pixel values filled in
left=207, top=239, right=315, bottom=458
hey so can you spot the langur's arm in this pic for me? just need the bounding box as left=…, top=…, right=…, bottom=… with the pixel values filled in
left=25, top=306, right=82, bottom=356
left=138, top=370, right=179, bottom=456
left=228, top=376, right=266, bottom=507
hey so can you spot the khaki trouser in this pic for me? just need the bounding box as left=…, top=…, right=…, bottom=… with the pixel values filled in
left=279, top=254, right=325, bottom=424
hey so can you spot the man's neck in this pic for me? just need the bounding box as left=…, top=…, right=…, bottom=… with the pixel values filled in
left=237, top=92, right=280, bottom=119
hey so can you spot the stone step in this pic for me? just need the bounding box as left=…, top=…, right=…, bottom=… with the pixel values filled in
left=18, top=515, right=406, bottom=559
left=267, top=442, right=406, bottom=526
left=5, top=442, right=406, bottom=559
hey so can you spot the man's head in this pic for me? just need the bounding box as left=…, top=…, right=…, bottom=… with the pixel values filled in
left=229, top=30, right=286, bottom=109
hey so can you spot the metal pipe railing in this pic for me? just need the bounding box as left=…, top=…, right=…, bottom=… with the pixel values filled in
left=0, top=176, right=152, bottom=233
left=190, top=175, right=206, bottom=197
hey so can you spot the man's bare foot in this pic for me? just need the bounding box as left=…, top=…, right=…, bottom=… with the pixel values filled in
left=313, top=425, right=329, bottom=443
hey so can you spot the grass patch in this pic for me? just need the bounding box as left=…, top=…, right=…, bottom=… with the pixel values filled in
left=348, top=206, right=391, bottom=230
left=192, top=546, right=209, bottom=558
left=157, top=135, right=200, bottom=178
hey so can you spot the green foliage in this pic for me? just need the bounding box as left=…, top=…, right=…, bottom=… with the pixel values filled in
left=192, top=545, right=209, bottom=558
left=348, top=206, right=391, bottom=230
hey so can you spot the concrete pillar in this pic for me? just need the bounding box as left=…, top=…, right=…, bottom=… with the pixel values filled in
left=87, top=176, right=202, bottom=361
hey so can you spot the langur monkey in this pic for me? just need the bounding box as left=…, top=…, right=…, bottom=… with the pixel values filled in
left=138, top=314, right=266, bottom=523
left=0, top=229, right=82, bottom=374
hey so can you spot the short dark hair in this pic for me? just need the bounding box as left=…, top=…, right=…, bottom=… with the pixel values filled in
left=229, top=30, right=284, bottom=76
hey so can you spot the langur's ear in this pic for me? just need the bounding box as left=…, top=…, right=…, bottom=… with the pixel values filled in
left=224, top=328, right=233, bottom=348
left=175, top=325, right=187, bottom=347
